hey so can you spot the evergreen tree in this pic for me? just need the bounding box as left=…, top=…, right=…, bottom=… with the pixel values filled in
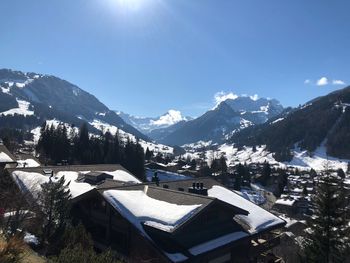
left=76, top=123, right=90, bottom=164
left=39, top=176, right=71, bottom=247
left=260, top=161, right=271, bottom=186
left=302, top=172, right=350, bottom=262
left=145, top=147, right=152, bottom=161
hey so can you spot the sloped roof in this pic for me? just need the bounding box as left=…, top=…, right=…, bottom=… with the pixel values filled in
left=0, top=144, right=16, bottom=163
left=100, top=184, right=248, bottom=233
left=152, top=178, right=286, bottom=234
left=8, top=164, right=141, bottom=199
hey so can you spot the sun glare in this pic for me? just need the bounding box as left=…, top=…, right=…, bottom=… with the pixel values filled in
left=115, top=0, right=145, bottom=12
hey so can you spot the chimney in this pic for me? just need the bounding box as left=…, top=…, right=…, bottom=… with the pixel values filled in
left=143, top=185, right=148, bottom=194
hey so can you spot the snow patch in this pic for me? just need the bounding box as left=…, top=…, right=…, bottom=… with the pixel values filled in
left=151, top=110, right=186, bottom=126
left=0, top=99, right=34, bottom=116
left=103, top=190, right=202, bottom=232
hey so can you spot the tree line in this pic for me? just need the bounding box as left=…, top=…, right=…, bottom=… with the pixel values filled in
left=36, top=122, right=145, bottom=181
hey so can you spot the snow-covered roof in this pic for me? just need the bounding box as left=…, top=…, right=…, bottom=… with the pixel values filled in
left=10, top=164, right=142, bottom=199
left=0, top=152, right=14, bottom=163
left=0, top=145, right=16, bottom=163
left=103, top=189, right=202, bottom=232
left=275, top=198, right=296, bottom=206
left=104, top=170, right=141, bottom=184
left=11, top=170, right=94, bottom=198
left=16, top=158, right=40, bottom=168
left=208, top=185, right=285, bottom=234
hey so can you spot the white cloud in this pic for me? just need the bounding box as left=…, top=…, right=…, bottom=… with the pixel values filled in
left=316, top=77, right=328, bottom=86
left=214, top=91, right=238, bottom=105
left=332, top=79, right=346, bottom=85
left=304, top=79, right=311, bottom=84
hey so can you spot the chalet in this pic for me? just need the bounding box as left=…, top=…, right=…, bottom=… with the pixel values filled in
left=72, top=178, right=286, bottom=263
left=8, top=165, right=286, bottom=262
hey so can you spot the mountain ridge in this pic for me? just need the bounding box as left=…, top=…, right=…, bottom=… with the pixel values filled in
left=153, top=95, right=284, bottom=146
left=0, top=68, right=148, bottom=141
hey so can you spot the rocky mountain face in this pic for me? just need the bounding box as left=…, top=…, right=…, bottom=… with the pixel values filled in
left=155, top=96, right=284, bottom=146
left=231, top=86, right=350, bottom=160
left=0, top=69, right=148, bottom=140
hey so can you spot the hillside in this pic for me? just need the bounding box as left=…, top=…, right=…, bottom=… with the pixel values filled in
left=231, top=86, right=350, bottom=160
left=0, top=69, right=148, bottom=141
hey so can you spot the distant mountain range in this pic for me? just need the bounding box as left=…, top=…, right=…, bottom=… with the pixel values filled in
left=144, top=96, right=284, bottom=146
left=5, top=68, right=350, bottom=161
left=0, top=69, right=148, bottom=141
left=116, top=110, right=192, bottom=133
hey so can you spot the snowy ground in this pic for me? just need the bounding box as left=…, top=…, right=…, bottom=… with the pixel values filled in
left=90, top=119, right=174, bottom=155
left=146, top=168, right=192, bottom=182
left=0, top=99, right=34, bottom=117
left=184, top=143, right=350, bottom=172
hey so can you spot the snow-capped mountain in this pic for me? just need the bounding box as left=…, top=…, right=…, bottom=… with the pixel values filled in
left=157, top=95, right=283, bottom=146
left=117, top=110, right=192, bottom=134
left=0, top=69, right=148, bottom=141
left=231, top=86, right=350, bottom=161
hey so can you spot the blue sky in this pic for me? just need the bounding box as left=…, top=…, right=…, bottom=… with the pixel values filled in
left=0, top=0, right=349, bottom=117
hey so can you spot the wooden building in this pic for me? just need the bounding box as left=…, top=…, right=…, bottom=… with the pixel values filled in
left=72, top=178, right=286, bottom=263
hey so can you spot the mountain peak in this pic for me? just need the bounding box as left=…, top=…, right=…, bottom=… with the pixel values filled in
left=150, top=110, right=187, bottom=126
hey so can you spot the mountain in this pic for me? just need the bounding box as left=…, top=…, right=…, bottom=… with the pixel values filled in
left=157, top=96, right=284, bottom=146
left=0, top=69, right=148, bottom=141
left=231, top=86, right=350, bottom=160
left=117, top=110, right=192, bottom=136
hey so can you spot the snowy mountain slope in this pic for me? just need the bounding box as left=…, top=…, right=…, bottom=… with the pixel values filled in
left=184, top=143, right=349, bottom=172
left=158, top=96, right=283, bottom=146
left=0, top=69, right=148, bottom=141
left=30, top=118, right=174, bottom=155
left=231, top=86, right=350, bottom=160
left=117, top=110, right=192, bottom=134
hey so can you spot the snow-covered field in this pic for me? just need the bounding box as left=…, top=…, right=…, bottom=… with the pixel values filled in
left=146, top=168, right=192, bottom=182
left=0, top=99, right=34, bottom=116
left=184, top=143, right=350, bottom=172
left=90, top=118, right=174, bottom=155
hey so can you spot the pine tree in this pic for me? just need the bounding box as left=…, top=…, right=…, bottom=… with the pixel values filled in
left=145, top=147, right=152, bottom=161
left=261, top=161, right=271, bottom=186
left=39, top=176, right=72, bottom=247
left=302, top=171, right=350, bottom=262
left=234, top=163, right=244, bottom=191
